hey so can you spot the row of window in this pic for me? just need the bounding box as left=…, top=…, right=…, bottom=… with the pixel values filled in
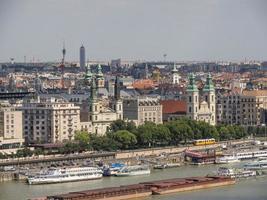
left=188, top=95, right=214, bottom=103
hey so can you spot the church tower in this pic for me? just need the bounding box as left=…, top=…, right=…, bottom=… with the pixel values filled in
left=171, top=64, right=180, bottom=84
left=186, top=73, right=199, bottom=120
left=89, top=77, right=100, bottom=133
left=96, top=64, right=105, bottom=88
left=84, top=64, right=93, bottom=84
left=113, top=76, right=123, bottom=120
left=203, top=73, right=216, bottom=125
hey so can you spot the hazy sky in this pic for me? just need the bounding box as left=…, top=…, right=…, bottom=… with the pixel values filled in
left=0, top=0, right=266, bottom=62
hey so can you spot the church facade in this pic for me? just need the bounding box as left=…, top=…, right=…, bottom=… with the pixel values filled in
left=81, top=64, right=123, bottom=135
left=186, top=73, right=216, bottom=125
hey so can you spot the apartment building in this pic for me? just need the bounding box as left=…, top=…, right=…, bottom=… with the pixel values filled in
left=0, top=106, right=24, bottom=153
left=219, top=89, right=267, bottom=126
left=18, top=98, right=80, bottom=144
left=123, top=96, right=162, bottom=126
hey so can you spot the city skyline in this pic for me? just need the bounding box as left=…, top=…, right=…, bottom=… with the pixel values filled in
left=0, top=0, right=267, bottom=62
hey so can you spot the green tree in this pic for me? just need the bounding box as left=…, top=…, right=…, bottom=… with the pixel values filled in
left=113, top=130, right=137, bottom=149
left=0, top=152, right=7, bottom=159
left=74, top=131, right=90, bottom=144
left=135, top=122, right=155, bottom=147
left=90, top=134, right=119, bottom=151
left=153, top=124, right=171, bottom=145
left=108, top=119, right=127, bottom=133
left=218, top=126, right=230, bottom=140
left=34, top=148, right=44, bottom=156
left=60, top=142, right=81, bottom=154
left=233, top=125, right=246, bottom=139
left=197, top=121, right=219, bottom=140
left=108, top=120, right=137, bottom=134
left=74, top=130, right=90, bottom=151
left=16, top=148, right=33, bottom=157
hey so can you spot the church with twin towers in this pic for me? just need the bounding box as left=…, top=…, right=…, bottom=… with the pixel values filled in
left=186, top=73, right=216, bottom=126
left=82, top=64, right=123, bottom=135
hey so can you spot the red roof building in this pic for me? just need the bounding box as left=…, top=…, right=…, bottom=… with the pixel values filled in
left=160, top=100, right=187, bottom=121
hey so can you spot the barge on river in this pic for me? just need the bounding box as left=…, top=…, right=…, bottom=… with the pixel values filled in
left=46, top=176, right=235, bottom=200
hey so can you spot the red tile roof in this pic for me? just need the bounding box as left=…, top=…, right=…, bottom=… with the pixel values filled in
left=132, top=79, right=155, bottom=89
left=160, top=100, right=187, bottom=114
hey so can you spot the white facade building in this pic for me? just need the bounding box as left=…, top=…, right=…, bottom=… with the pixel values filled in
left=0, top=106, right=24, bottom=153
left=19, top=98, right=81, bottom=144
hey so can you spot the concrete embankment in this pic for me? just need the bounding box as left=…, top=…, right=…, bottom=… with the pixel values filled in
left=0, top=172, right=16, bottom=182
left=115, top=144, right=220, bottom=159
left=0, top=172, right=28, bottom=182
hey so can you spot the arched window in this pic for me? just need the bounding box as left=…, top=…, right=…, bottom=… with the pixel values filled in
left=189, top=96, right=192, bottom=103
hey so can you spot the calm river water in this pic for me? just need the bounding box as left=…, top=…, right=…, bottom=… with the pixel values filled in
left=0, top=163, right=266, bottom=200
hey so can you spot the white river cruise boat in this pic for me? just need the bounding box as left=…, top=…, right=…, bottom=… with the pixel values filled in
left=236, top=150, right=267, bottom=160
left=215, top=155, right=240, bottom=164
left=217, top=167, right=256, bottom=178
left=27, top=167, right=103, bottom=185
left=115, top=165, right=150, bottom=177
left=243, top=158, right=267, bottom=170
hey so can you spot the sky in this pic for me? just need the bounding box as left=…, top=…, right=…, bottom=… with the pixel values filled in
left=0, top=0, right=266, bottom=62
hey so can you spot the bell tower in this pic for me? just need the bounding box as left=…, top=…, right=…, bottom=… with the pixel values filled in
left=186, top=73, right=199, bottom=120
left=113, top=76, right=123, bottom=120
left=203, top=73, right=216, bottom=125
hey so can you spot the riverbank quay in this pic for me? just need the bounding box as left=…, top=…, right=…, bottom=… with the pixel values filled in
left=0, top=139, right=253, bottom=168
left=0, top=172, right=16, bottom=182
left=0, top=172, right=29, bottom=182
left=44, top=176, right=235, bottom=200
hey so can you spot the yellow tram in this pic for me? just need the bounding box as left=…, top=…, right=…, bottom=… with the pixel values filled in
left=193, top=138, right=216, bottom=146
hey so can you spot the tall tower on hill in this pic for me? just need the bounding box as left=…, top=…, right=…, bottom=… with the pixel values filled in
left=80, top=45, right=86, bottom=71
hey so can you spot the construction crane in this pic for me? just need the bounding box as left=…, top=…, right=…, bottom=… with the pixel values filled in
left=60, top=42, right=66, bottom=88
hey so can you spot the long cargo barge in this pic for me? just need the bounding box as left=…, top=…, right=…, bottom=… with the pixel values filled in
left=142, top=176, right=235, bottom=195
left=46, top=176, right=235, bottom=200
left=47, top=184, right=151, bottom=200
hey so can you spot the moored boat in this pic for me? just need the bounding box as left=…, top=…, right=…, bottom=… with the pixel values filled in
left=216, top=167, right=256, bottom=178
left=27, top=167, right=102, bottom=185
left=215, top=155, right=240, bottom=164
left=154, top=163, right=180, bottom=169
left=243, top=158, right=267, bottom=170
left=115, top=165, right=150, bottom=177
left=103, top=163, right=125, bottom=176
left=236, top=150, right=267, bottom=160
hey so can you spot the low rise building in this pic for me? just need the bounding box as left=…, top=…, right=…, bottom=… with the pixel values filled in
left=160, top=100, right=186, bottom=121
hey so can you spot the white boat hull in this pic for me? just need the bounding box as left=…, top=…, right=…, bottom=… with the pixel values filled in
left=28, top=173, right=102, bottom=185
left=216, top=159, right=240, bottom=164
left=115, top=169, right=151, bottom=177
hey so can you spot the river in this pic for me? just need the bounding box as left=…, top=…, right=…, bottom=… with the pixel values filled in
left=0, top=163, right=266, bottom=200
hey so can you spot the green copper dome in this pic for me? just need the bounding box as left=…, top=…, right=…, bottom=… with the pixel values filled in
left=85, top=65, right=93, bottom=81
left=96, top=64, right=103, bottom=78
left=186, top=73, right=198, bottom=92
left=90, top=77, right=97, bottom=101
left=203, top=73, right=215, bottom=92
